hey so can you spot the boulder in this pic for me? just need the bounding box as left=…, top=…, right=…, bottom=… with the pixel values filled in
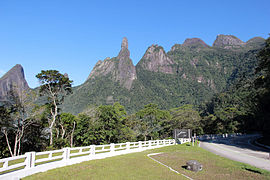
left=186, top=160, right=203, bottom=172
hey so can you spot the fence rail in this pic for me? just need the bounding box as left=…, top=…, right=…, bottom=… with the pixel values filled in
left=0, top=139, right=179, bottom=180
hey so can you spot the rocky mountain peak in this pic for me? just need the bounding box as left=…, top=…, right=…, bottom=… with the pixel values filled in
left=117, top=37, right=130, bottom=60
left=182, top=38, right=208, bottom=48
left=138, top=44, right=175, bottom=74
left=247, top=37, right=265, bottom=43
left=0, top=64, right=30, bottom=101
left=87, top=58, right=115, bottom=80
left=213, top=34, right=245, bottom=49
left=121, top=37, right=128, bottom=49
left=87, top=37, right=136, bottom=90
left=143, top=44, right=167, bottom=58
left=246, top=37, right=265, bottom=48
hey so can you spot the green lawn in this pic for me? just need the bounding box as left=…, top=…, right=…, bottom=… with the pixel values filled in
left=23, top=144, right=270, bottom=180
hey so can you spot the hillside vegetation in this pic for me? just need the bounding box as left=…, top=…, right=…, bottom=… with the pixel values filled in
left=63, top=36, right=265, bottom=114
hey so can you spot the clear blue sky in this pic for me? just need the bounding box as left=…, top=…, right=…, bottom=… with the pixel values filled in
left=0, top=0, right=269, bottom=88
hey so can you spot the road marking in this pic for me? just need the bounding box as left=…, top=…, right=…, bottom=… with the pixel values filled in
left=147, top=153, right=193, bottom=180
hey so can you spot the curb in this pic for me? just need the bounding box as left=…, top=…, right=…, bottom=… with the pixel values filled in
left=254, top=140, right=270, bottom=150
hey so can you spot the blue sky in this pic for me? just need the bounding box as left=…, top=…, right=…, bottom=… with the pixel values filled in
left=0, top=0, right=269, bottom=88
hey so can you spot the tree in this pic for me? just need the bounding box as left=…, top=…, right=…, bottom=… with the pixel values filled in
left=0, top=105, right=13, bottom=157
left=214, top=107, right=242, bottom=133
left=0, top=87, right=38, bottom=157
left=36, top=70, right=72, bottom=146
left=169, top=104, right=202, bottom=135
left=170, top=105, right=200, bottom=129
left=94, top=103, right=128, bottom=144
left=74, top=113, right=94, bottom=146
left=56, top=113, right=77, bottom=147
left=135, top=104, right=170, bottom=141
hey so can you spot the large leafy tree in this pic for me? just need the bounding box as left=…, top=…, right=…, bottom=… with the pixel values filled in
left=55, top=113, right=77, bottom=147
left=135, top=104, right=170, bottom=141
left=36, top=70, right=72, bottom=146
left=74, top=113, right=95, bottom=146
left=94, top=102, right=129, bottom=144
left=170, top=105, right=201, bottom=130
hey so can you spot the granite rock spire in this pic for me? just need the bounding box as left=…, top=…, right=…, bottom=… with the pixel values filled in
left=87, top=37, right=136, bottom=90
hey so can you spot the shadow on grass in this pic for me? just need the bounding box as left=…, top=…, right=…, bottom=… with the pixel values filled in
left=181, top=165, right=188, bottom=169
left=243, top=167, right=262, bottom=174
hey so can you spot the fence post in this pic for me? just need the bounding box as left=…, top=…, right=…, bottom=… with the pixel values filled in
left=163, top=139, right=166, bottom=146
left=25, top=152, right=32, bottom=169
left=63, top=148, right=70, bottom=161
left=139, top=141, right=142, bottom=150
left=149, top=140, right=152, bottom=148
left=126, top=142, right=130, bottom=151
left=3, top=160, right=8, bottom=168
left=90, top=145, right=95, bottom=156
left=110, top=143, right=115, bottom=154
left=31, top=152, right=36, bottom=168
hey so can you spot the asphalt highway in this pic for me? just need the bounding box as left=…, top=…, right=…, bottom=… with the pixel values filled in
left=200, top=134, right=270, bottom=171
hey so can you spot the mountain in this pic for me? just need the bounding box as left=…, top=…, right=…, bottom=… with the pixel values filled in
left=213, top=34, right=246, bottom=49
left=87, top=37, right=137, bottom=90
left=0, top=64, right=30, bottom=101
left=182, top=38, right=209, bottom=48
left=62, top=35, right=265, bottom=114
left=136, top=44, right=174, bottom=74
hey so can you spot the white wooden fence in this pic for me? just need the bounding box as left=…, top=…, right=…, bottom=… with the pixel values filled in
left=0, top=139, right=179, bottom=180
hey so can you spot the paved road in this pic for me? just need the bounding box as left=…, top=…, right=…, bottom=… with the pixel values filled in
left=200, top=134, right=270, bottom=171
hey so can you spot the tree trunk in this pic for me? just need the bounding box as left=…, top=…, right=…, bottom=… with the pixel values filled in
left=60, top=124, right=65, bottom=139
left=56, top=128, right=59, bottom=139
left=70, top=121, right=76, bottom=147
left=4, top=130, right=14, bottom=157
left=13, top=134, right=18, bottom=156
left=49, top=128, right=53, bottom=146
left=17, top=138, right=21, bottom=156
left=17, top=126, right=24, bottom=156
left=49, top=98, right=58, bottom=146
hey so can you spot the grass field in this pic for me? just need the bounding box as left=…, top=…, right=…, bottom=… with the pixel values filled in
left=23, top=143, right=270, bottom=180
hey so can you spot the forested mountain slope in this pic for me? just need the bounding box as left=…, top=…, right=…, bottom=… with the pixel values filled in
left=62, top=35, right=265, bottom=114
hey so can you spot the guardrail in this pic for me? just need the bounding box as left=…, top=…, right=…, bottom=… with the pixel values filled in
left=0, top=139, right=182, bottom=179
left=197, top=133, right=243, bottom=141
